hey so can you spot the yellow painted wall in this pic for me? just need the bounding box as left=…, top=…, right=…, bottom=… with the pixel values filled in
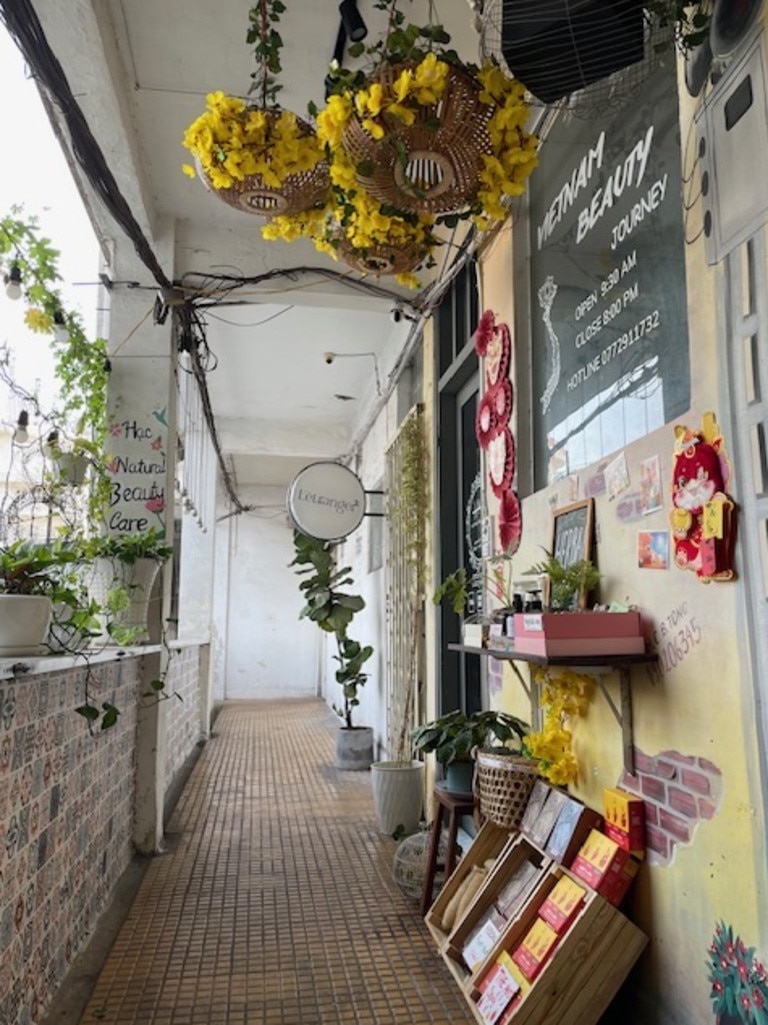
left=471, top=33, right=768, bottom=1023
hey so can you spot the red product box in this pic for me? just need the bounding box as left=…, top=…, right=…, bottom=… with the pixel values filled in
left=603, top=787, right=646, bottom=857
left=476, top=957, right=521, bottom=1025
left=511, top=918, right=559, bottom=981
left=571, top=829, right=640, bottom=906
left=537, top=875, right=587, bottom=933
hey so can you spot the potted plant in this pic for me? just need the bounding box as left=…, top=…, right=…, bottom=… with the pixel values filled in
left=707, top=920, right=768, bottom=1025
left=290, top=529, right=374, bottom=770
left=83, top=527, right=172, bottom=644
left=524, top=550, right=601, bottom=612
left=411, top=708, right=528, bottom=794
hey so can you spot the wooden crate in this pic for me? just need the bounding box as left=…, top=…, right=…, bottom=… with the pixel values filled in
left=424, top=819, right=513, bottom=946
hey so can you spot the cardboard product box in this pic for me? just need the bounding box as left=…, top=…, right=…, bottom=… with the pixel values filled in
left=476, top=955, right=521, bottom=1025
left=604, top=787, right=646, bottom=857
left=527, top=787, right=569, bottom=849
left=520, top=779, right=551, bottom=836
left=463, top=621, right=488, bottom=647
left=512, top=611, right=645, bottom=657
left=495, top=859, right=543, bottom=920
left=545, top=797, right=603, bottom=866
left=538, top=875, right=587, bottom=933
left=463, top=908, right=508, bottom=970
left=571, top=829, right=641, bottom=906
left=496, top=953, right=527, bottom=1023
left=511, top=917, right=560, bottom=981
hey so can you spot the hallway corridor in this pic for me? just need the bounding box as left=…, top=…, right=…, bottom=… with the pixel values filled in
left=48, top=700, right=475, bottom=1025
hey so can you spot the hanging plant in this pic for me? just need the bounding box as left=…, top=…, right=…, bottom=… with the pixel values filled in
left=181, top=2, right=329, bottom=217
left=319, top=8, right=539, bottom=225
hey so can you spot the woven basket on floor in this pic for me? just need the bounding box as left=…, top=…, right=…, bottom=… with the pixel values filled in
left=474, top=751, right=539, bottom=830
left=197, top=110, right=330, bottom=218
left=341, top=62, right=494, bottom=216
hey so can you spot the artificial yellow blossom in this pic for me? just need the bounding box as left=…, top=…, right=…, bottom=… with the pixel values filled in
left=24, top=308, right=53, bottom=333
left=181, top=92, right=326, bottom=192
left=411, top=52, right=449, bottom=105
left=316, top=94, right=354, bottom=149
left=393, top=67, right=414, bottom=102
left=524, top=668, right=593, bottom=785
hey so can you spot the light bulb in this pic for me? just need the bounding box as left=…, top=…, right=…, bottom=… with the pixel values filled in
left=4, top=264, right=22, bottom=300
left=13, top=410, right=29, bottom=444
left=53, top=309, right=68, bottom=343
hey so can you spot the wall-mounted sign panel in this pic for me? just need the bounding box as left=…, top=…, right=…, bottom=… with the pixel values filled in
left=528, top=62, right=690, bottom=488
left=287, top=462, right=365, bottom=541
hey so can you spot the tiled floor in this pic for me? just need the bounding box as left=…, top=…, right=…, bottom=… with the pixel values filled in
left=60, top=699, right=476, bottom=1025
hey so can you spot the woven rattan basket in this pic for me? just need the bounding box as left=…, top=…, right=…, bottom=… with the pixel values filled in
left=197, top=110, right=329, bottom=217
left=337, top=237, right=428, bottom=277
left=474, top=750, right=539, bottom=830
left=341, top=62, right=494, bottom=216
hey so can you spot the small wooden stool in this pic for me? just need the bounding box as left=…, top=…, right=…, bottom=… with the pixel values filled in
left=420, top=784, right=475, bottom=915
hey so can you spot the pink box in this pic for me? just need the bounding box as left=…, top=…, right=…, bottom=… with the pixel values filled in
left=512, top=612, right=645, bottom=657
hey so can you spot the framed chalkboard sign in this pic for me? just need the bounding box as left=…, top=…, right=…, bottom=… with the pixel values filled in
left=550, top=499, right=595, bottom=610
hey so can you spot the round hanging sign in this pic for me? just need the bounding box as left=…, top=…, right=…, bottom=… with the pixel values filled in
left=287, top=461, right=366, bottom=541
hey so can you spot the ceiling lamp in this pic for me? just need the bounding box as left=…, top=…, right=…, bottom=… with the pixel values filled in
left=500, top=0, right=646, bottom=105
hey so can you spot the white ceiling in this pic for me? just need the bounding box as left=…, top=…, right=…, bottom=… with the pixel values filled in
left=22, top=0, right=483, bottom=489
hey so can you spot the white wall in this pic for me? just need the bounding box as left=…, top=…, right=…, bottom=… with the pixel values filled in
left=220, top=485, right=321, bottom=700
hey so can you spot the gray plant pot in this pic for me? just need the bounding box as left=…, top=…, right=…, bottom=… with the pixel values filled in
left=336, top=726, right=374, bottom=771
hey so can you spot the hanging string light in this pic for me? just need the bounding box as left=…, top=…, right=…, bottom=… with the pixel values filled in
left=4, top=263, right=22, bottom=300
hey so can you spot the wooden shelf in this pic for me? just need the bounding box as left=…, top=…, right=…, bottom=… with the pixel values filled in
left=448, top=644, right=658, bottom=775
left=425, top=820, right=648, bottom=1025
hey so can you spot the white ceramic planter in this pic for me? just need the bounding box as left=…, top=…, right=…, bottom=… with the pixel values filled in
left=86, top=557, right=162, bottom=643
left=0, top=595, right=53, bottom=656
left=371, top=760, right=425, bottom=836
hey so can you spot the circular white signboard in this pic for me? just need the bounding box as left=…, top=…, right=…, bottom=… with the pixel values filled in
left=287, top=462, right=366, bottom=541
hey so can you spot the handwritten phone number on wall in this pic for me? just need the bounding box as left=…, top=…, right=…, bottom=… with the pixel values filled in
left=601, top=309, right=660, bottom=367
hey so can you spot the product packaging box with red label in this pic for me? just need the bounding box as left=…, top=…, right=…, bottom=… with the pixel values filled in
left=512, top=611, right=645, bottom=657
left=511, top=917, right=560, bottom=981
left=538, top=874, right=587, bottom=933
left=476, top=954, right=521, bottom=1025
left=603, top=787, right=646, bottom=857
left=570, top=829, right=641, bottom=906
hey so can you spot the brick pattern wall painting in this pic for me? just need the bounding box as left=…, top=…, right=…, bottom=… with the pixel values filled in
left=621, top=747, right=724, bottom=867
left=0, top=658, right=142, bottom=1025
left=164, top=645, right=206, bottom=792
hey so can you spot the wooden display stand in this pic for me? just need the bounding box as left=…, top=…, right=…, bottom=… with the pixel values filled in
left=425, top=820, right=648, bottom=1025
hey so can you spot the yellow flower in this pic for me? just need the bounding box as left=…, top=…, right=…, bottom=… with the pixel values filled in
left=412, top=52, right=449, bottom=106
left=393, top=67, right=414, bottom=102
left=182, top=164, right=197, bottom=178
left=384, top=102, right=416, bottom=126
left=361, top=118, right=385, bottom=140
left=25, top=308, right=53, bottom=333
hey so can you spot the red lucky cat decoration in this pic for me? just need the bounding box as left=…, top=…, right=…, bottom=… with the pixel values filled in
left=670, top=412, right=736, bottom=581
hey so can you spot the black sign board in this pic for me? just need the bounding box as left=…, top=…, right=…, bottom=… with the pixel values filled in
left=528, top=62, right=690, bottom=488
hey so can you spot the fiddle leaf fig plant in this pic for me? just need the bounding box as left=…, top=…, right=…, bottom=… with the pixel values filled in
left=411, top=709, right=528, bottom=766
left=290, top=529, right=373, bottom=728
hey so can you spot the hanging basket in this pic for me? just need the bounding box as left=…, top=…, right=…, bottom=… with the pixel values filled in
left=196, top=108, right=330, bottom=218
left=474, top=750, right=539, bottom=830
left=336, top=235, right=429, bottom=277
left=342, top=62, right=494, bottom=216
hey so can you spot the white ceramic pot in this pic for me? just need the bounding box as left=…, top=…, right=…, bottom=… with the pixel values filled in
left=0, top=595, right=53, bottom=656
left=87, top=557, right=162, bottom=643
left=371, top=760, right=425, bottom=836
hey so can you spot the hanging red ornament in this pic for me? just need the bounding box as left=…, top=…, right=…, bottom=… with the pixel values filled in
left=499, top=488, right=522, bottom=553
left=487, top=427, right=515, bottom=498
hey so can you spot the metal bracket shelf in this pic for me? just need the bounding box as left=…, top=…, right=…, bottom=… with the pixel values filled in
left=448, top=644, right=657, bottom=775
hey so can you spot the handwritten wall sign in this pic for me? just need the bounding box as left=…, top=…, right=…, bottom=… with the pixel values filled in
left=287, top=462, right=365, bottom=541
left=107, top=413, right=167, bottom=535
left=527, top=61, right=690, bottom=489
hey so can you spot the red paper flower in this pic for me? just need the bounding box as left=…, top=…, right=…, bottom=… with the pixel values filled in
left=487, top=427, right=515, bottom=498
left=491, top=378, right=513, bottom=427
left=499, top=489, right=522, bottom=553
left=476, top=391, right=497, bottom=449
left=486, top=321, right=511, bottom=387
left=474, top=309, right=496, bottom=356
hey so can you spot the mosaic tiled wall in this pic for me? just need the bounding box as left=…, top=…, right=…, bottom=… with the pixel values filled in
left=0, top=657, right=142, bottom=1025
left=164, top=644, right=208, bottom=792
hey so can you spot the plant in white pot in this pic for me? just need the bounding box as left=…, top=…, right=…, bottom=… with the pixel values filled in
left=290, top=529, right=374, bottom=771
left=83, top=527, right=172, bottom=644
